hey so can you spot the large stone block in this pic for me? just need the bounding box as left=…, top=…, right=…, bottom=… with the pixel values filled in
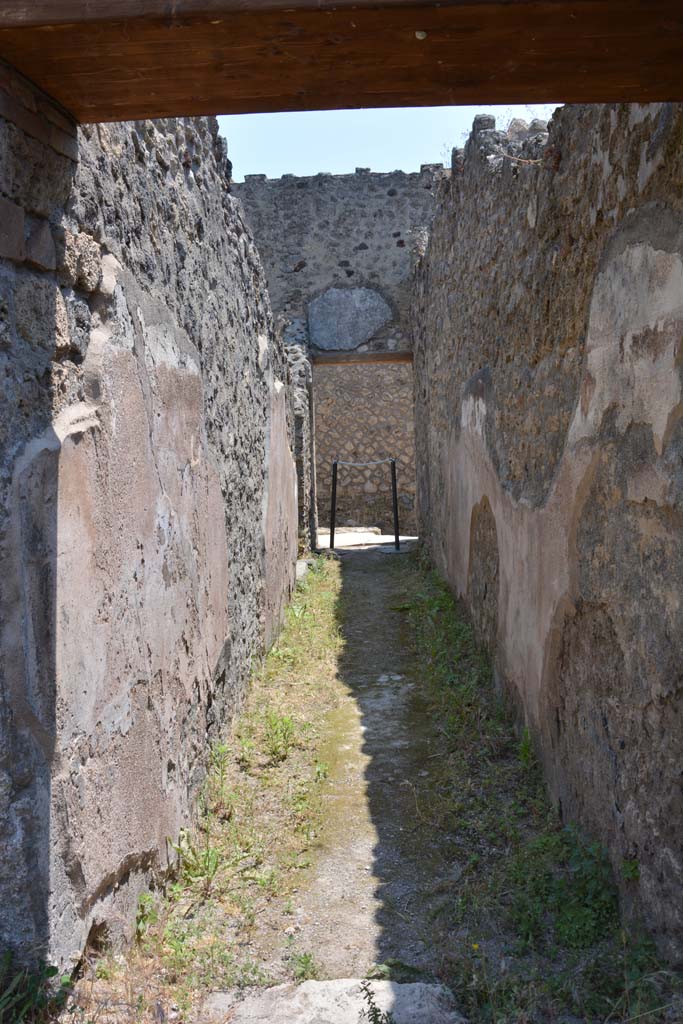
left=0, top=195, right=25, bottom=262
left=25, top=219, right=56, bottom=271
left=208, top=979, right=466, bottom=1023
left=308, top=286, right=392, bottom=350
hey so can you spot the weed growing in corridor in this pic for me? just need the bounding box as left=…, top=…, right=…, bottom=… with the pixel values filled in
left=171, top=829, right=221, bottom=896
left=290, top=950, right=319, bottom=981
left=517, top=727, right=533, bottom=770
left=135, top=891, right=159, bottom=943
left=208, top=739, right=231, bottom=810
left=358, top=980, right=396, bottom=1024
left=0, top=954, right=73, bottom=1024
left=264, top=709, right=296, bottom=763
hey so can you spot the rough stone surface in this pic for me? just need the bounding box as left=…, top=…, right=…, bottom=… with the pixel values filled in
left=413, top=105, right=683, bottom=962
left=233, top=167, right=442, bottom=354
left=308, top=286, right=392, bottom=351
left=202, top=979, right=465, bottom=1023
left=0, top=194, right=25, bottom=261
left=285, top=335, right=317, bottom=550
left=0, top=75, right=298, bottom=968
left=234, top=168, right=443, bottom=534
left=25, top=218, right=56, bottom=271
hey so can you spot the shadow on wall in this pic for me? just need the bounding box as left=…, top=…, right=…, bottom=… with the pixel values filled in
left=0, top=147, right=75, bottom=966
left=2, top=424, right=60, bottom=967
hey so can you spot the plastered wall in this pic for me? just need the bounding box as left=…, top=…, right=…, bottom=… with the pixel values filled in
left=0, top=70, right=298, bottom=967
left=413, top=106, right=683, bottom=962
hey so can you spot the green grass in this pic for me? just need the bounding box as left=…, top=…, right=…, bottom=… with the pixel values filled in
left=40, top=550, right=682, bottom=1024
left=67, top=555, right=344, bottom=1020
left=290, top=950, right=319, bottom=981
left=0, top=954, right=73, bottom=1024
left=406, top=558, right=680, bottom=1024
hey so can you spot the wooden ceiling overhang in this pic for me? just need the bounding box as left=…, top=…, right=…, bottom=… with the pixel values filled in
left=0, top=1, right=681, bottom=124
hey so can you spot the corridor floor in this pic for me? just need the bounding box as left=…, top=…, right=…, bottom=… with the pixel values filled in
left=209, top=541, right=465, bottom=1021
left=70, top=545, right=680, bottom=1024
left=250, top=543, right=452, bottom=975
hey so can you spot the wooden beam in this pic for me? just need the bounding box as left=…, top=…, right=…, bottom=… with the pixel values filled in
left=0, top=0, right=663, bottom=27
left=312, top=351, right=414, bottom=366
left=0, top=1, right=680, bottom=122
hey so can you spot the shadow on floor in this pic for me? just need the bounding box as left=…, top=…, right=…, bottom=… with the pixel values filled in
left=293, top=542, right=459, bottom=980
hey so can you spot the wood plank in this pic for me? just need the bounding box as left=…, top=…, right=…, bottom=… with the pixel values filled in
left=312, top=351, right=414, bottom=366
left=0, top=0, right=680, bottom=122
left=0, top=0, right=605, bottom=29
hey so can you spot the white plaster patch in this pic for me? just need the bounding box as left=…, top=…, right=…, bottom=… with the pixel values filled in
left=569, top=242, right=683, bottom=455
left=461, top=394, right=487, bottom=438
left=629, top=103, right=663, bottom=128
left=144, top=319, right=200, bottom=375
left=638, top=139, right=665, bottom=194
left=99, top=253, right=123, bottom=297
left=53, top=401, right=101, bottom=444
left=258, top=332, right=269, bottom=370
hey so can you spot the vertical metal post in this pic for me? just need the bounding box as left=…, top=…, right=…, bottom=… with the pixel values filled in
left=308, top=376, right=319, bottom=552
left=390, top=459, right=400, bottom=551
left=330, top=460, right=338, bottom=550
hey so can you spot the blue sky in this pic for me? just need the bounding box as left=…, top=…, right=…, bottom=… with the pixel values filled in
left=218, top=104, right=560, bottom=181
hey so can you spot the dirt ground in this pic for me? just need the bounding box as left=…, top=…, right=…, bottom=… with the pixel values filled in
left=246, top=541, right=452, bottom=980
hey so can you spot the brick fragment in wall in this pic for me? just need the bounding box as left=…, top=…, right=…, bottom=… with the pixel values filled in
left=413, top=103, right=683, bottom=962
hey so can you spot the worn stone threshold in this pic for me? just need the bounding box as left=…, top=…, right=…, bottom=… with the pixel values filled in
left=201, top=978, right=466, bottom=1023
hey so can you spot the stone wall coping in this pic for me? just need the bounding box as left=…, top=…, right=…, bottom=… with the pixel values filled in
left=237, top=165, right=448, bottom=187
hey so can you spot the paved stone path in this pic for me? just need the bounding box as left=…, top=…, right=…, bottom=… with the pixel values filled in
left=205, top=538, right=466, bottom=1022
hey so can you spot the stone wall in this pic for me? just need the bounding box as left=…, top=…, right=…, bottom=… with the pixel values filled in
left=0, top=69, right=298, bottom=968
left=234, top=169, right=442, bottom=535
left=314, top=362, right=416, bottom=533
left=413, top=105, right=683, bottom=962
left=233, top=167, right=442, bottom=353
left=285, top=335, right=317, bottom=551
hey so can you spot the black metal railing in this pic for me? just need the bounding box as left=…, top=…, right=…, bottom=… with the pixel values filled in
left=329, top=458, right=400, bottom=551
